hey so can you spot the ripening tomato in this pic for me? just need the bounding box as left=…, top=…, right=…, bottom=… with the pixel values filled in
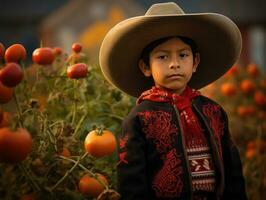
left=247, top=63, right=259, bottom=77
left=67, top=63, right=88, bottom=79
left=32, top=47, right=55, bottom=65
left=5, top=44, right=26, bottom=63
left=0, top=81, right=13, bottom=103
left=84, top=129, right=117, bottom=158
left=72, top=43, right=82, bottom=53
left=0, top=42, right=5, bottom=59
left=237, top=105, right=255, bottom=117
left=59, top=147, right=71, bottom=157
left=240, top=79, right=256, bottom=94
left=0, top=127, right=32, bottom=163
left=0, top=62, right=24, bottom=87
left=79, top=173, right=108, bottom=197
left=53, top=47, right=63, bottom=56
left=254, top=91, right=266, bottom=106
left=220, top=83, right=237, bottom=96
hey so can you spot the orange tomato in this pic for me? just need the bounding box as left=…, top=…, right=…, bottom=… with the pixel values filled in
left=245, top=148, right=256, bottom=159
left=4, top=44, right=26, bottom=63
left=0, top=127, right=32, bottom=163
left=240, top=79, right=256, bottom=94
left=32, top=47, right=55, bottom=65
left=237, top=105, right=255, bottom=117
left=254, top=91, right=266, bottom=106
left=0, top=81, right=13, bottom=103
left=79, top=173, right=108, bottom=197
left=220, top=83, right=237, bottom=96
left=0, top=62, right=24, bottom=87
left=72, top=43, right=82, bottom=53
left=247, top=63, right=259, bottom=77
left=84, top=129, right=117, bottom=158
left=67, top=63, right=88, bottom=79
left=60, top=147, right=71, bottom=157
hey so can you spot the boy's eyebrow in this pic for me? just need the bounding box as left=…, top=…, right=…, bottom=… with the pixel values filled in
left=152, top=48, right=191, bottom=54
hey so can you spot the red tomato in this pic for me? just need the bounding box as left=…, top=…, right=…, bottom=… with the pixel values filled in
left=32, top=47, right=55, bottom=65
left=0, top=62, right=24, bottom=87
left=19, top=194, right=36, bottom=200
left=53, top=47, right=63, bottom=56
left=0, top=127, right=32, bottom=163
left=0, top=81, right=13, bottom=103
left=5, top=44, right=26, bottom=63
left=0, top=42, right=5, bottom=59
left=79, top=173, right=108, bottom=197
left=72, top=43, right=82, bottom=53
left=67, top=63, right=88, bottom=79
left=84, top=129, right=117, bottom=158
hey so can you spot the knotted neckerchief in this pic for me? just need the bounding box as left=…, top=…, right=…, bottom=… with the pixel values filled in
left=137, top=86, right=206, bottom=147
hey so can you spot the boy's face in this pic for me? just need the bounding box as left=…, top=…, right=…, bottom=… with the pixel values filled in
left=139, top=38, right=200, bottom=95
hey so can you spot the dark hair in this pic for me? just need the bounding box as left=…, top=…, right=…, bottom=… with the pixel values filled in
left=140, top=36, right=199, bottom=67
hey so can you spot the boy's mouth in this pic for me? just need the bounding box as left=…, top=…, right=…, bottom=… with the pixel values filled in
left=167, top=74, right=183, bottom=78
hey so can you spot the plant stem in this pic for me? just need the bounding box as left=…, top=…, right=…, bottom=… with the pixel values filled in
left=58, top=155, right=108, bottom=190
left=71, top=80, right=78, bottom=126
left=73, top=113, right=86, bottom=138
left=51, top=152, right=88, bottom=191
left=13, top=89, right=24, bottom=128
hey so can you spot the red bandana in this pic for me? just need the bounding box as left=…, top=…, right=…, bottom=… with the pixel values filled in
left=137, top=86, right=200, bottom=110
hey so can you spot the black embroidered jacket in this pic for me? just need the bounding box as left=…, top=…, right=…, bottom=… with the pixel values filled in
left=117, top=95, right=247, bottom=200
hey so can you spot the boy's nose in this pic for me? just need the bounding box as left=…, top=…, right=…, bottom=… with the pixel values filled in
left=169, top=57, right=180, bottom=69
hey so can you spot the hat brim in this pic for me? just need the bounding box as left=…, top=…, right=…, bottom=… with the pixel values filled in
left=99, top=13, right=242, bottom=97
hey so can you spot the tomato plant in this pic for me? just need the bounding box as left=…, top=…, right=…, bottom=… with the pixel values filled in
left=67, top=63, right=88, bottom=79
left=0, top=81, right=13, bottom=103
left=4, top=44, right=26, bottom=63
left=84, top=129, right=117, bottom=158
left=0, top=127, right=32, bottom=163
left=78, top=173, right=108, bottom=197
left=72, top=43, right=82, bottom=53
left=0, top=62, right=24, bottom=87
left=32, top=47, right=55, bottom=65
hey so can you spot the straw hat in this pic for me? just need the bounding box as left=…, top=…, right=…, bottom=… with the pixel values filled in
left=99, top=2, right=242, bottom=97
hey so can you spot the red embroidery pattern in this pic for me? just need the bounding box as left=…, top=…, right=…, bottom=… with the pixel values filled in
left=138, top=111, right=178, bottom=153
left=117, top=133, right=129, bottom=166
left=202, top=104, right=224, bottom=156
left=138, top=111, right=183, bottom=197
left=152, top=149, right=183, bottom=198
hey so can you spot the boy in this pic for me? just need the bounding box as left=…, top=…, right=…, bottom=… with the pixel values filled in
left=99, top=2, right=247, bottom=200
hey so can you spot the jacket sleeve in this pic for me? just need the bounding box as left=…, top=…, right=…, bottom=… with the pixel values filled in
left=220, top=109, right=248, bottom=200
left=117, top=112, right=149, bottom=200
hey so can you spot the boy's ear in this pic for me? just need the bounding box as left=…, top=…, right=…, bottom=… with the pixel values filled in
left=193, top=53, right=200, bottom=73
left=138, top=59, right=152, bottom=77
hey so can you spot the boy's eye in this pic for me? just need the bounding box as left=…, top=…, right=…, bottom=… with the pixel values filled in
left=180, top=53, right=188, bottom=58
left=157, top=55, right=168, bottom=59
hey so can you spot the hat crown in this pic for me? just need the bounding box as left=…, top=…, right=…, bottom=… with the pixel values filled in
left=145, top=2, right=185, bottom=16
